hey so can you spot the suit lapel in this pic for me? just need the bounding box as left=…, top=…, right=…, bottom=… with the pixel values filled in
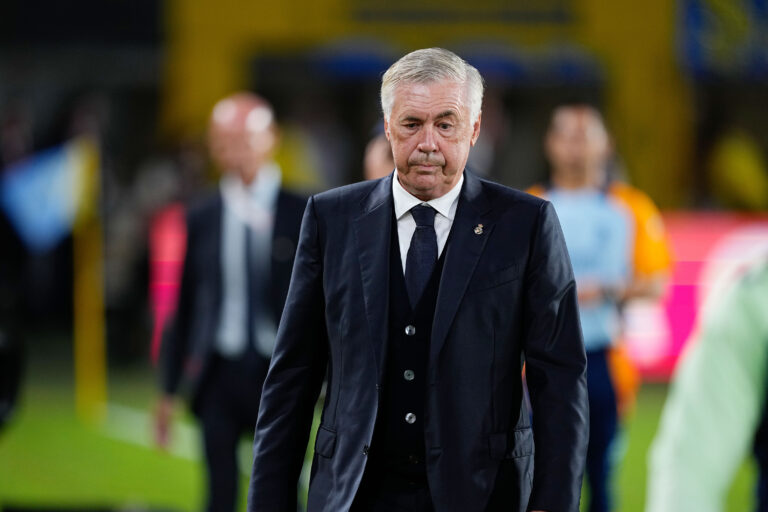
left=353, top=176, right=393, bottom=382
left=430, top=172, right=493, bottom=373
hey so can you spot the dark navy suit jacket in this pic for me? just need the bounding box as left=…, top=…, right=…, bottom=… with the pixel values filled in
left=248, top=172, right=588, bottom=512
left=160, top=188, right=306, bottom=412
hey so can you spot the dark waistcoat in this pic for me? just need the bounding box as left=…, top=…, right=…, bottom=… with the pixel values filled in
left=368, top=216, right=446, bottom=480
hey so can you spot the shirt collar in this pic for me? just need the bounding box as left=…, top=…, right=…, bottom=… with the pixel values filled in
left=392, top=170, right=464, bottom=221
left=220, top=162, right=282, bottom=209
left=249, top=162, right=282, bottom=205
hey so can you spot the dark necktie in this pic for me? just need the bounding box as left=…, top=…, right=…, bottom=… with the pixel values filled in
left=405, top=204, right=438, bottom=308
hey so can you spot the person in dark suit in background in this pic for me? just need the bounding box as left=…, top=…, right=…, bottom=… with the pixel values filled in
left=155, top=92, right=306, bottom=512
left=248, top=48, right=588, bottom=512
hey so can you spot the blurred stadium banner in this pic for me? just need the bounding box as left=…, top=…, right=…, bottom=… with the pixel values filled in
left=625, top=212, right=768, bottom=381
left=0, top=137, right=107, bottom=424
left=351, top=0, right=572, bottom=23
left=681, top=0, right=768, bottom=78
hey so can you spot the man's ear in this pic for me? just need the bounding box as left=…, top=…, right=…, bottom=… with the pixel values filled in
left=470, top=112, right=482, bottom=147
left=384, top=118, right=390, bottom=141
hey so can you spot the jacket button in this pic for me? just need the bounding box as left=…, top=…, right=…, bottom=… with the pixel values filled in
left=363, top=445, right=369, bottom=456
left=405, top=412, right=416, bottom=424
left=403, top=369, right=415, bottom=381
left=405, top=325, right=416, bottom=336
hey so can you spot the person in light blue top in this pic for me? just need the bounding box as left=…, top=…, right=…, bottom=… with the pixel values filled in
left=535, top=104, right=633, bottom=512
left=547, top=187, right=631, bottom=353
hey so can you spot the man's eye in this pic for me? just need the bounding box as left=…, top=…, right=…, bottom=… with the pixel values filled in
left=404, top=123, right=418, bottom=129
left=439, top=123, right=452, bottom=130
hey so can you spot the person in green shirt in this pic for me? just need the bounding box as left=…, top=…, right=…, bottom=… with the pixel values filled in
left=646, top=257, right=768, bottom=511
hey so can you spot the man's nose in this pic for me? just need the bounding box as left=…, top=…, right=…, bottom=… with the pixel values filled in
left=417, top=126, right=438, bottom=153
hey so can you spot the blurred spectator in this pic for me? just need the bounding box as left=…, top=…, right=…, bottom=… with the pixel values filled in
left=532, top=102, right=674, bottom=392
left=646, top=256, right=768, bottom=512
left=531, top=104, right=636, bottom=512
left=155, top=92, right=306, bottom=512
left=363, top=130, right=394, bottom=181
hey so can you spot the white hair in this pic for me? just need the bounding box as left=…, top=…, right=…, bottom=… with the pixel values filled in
left=381, top=48, right=485, bottom=123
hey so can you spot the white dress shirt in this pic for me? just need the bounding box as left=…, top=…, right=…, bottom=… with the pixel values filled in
left=216, top=163, right=281, bottom=358
left=392, top=170, right=464, bottom=274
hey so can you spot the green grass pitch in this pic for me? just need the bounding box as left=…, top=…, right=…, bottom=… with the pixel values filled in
left=0, top=344, right=756, bottom=511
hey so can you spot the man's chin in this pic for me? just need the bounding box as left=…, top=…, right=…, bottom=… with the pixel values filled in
left=411, top=176, right=440, bottom=190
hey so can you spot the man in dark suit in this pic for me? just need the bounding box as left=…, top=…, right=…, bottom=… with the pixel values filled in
left=248, top=48, right=588, bottom=512
left=155, top=92, right=306, bottom=512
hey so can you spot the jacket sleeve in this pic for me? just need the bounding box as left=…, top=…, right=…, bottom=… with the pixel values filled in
left=248, top=196, right=329, bottom=512
left=523, top=200, right=589, bottom=512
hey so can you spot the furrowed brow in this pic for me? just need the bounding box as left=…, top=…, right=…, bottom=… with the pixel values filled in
left=435, top=110, right=458, bottom=120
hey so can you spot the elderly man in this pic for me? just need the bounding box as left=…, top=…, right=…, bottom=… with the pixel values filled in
left=248, top=48, right=588, bottom=512
left=155, top=92, right=306, bottom=512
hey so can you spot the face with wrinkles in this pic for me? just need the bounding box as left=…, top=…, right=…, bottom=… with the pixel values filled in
left=385, top=80, right=481, bottom=201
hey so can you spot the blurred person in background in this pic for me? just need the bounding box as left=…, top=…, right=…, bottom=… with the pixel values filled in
left=646, top=255, right=768, bottom=512
left=248, top=47, right=588, bottom=512
left=566, top=106, right=673, bottom=422
left=155, top=92, right=306, bottom=512
left=363, top=130, right=395, bottom=181
left=531, top=103, right=654, bottom=512
left=531, top=103, right=671, bottom=303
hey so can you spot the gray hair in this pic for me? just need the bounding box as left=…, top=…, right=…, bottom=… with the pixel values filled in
left=381, top=48, right=485, bottom=124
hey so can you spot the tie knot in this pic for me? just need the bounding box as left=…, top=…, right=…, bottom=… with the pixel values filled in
left=410, top=204, right=436, bottom=227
